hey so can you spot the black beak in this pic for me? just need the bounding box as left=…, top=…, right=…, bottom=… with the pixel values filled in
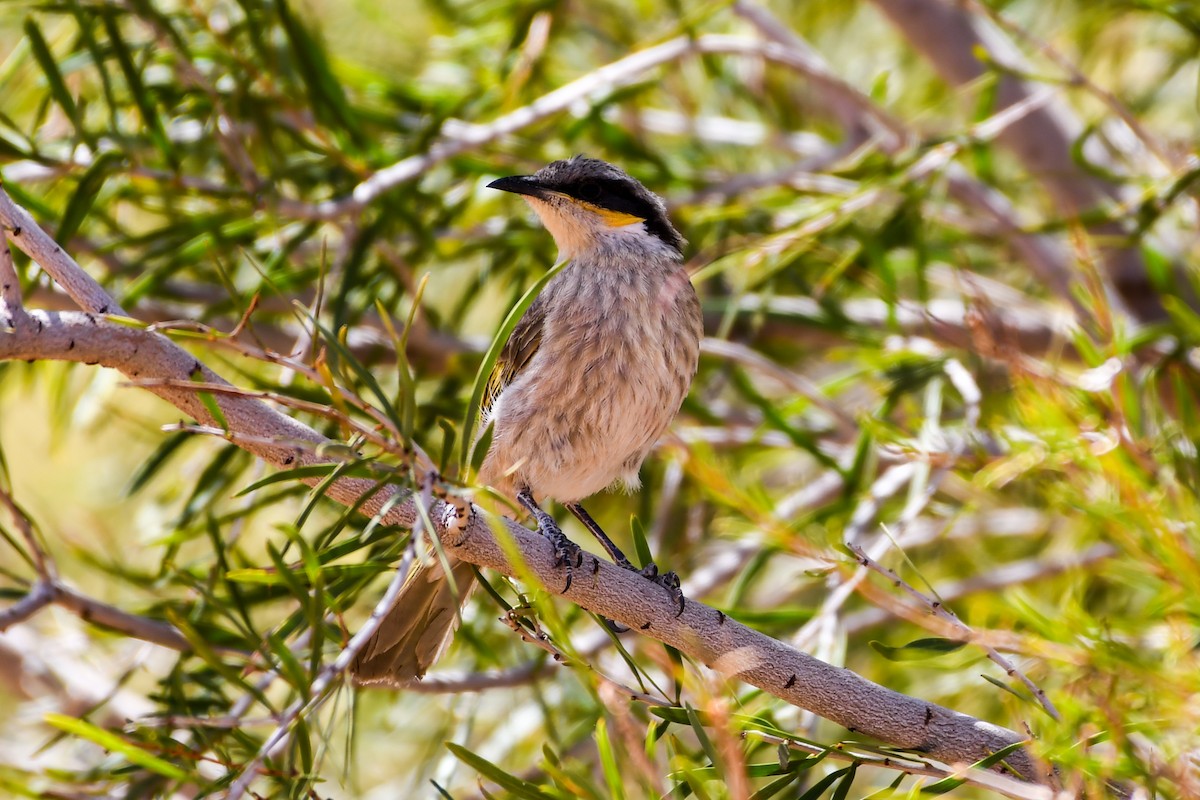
left=487, top=175, right=548, bottom=199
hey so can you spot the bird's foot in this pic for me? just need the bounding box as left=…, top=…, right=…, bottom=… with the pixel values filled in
left=517, top=488, right=583, bottom=592
left=637, top=562, right=686, bottom=617
left=543, top=519, right=584, bottom=592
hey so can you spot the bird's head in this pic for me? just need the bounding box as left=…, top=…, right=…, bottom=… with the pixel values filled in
left=488, top=156, right=683, bottom=261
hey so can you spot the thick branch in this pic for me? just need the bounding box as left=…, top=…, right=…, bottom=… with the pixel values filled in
left=0, top=308, right=1040, bottom=779
left=0, top=180, right=1043, bottom=778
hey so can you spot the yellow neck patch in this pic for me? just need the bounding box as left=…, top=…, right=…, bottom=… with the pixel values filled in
left=571, top=198, right=645, bottom=228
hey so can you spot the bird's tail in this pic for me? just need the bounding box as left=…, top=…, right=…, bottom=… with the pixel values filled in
left=350, top=557, right=477, bottom=685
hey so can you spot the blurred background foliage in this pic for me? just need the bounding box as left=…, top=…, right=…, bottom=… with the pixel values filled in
left=0, top=0, right=1198, bottom=796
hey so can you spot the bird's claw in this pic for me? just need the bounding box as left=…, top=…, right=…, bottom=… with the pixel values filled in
left=638, top=562, right=685, bottom=616
left=545, top=524, right=583, bottom=592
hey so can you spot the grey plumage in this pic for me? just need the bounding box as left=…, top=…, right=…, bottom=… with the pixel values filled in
left=352, top=157, right=702, bottom=684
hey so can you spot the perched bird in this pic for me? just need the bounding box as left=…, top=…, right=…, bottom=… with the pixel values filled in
left=352, top=156, right=703, bottom=684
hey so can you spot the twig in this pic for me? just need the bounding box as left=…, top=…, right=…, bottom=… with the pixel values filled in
left=499, top=608, right=670, bottom=708
left=868, top=0, right=1173, bottom=322
left=144, top=319, right=416, bottom=455
left=25, top=279, right=477, bottom=372
left=745, top=730, right=1054, bottom=800
left=404, top=662, right=545, bottom=694
left=126, top=0, right=261, bottom=193
left=0, top=185, right=124, bottom=316
left=842, top=542, right=1117, bottom=635
left=0, top=485, right=54, bottom=579
left=962, top=0, right=1176, bottom=173
left=136, top=379, right=412, bottom=462
left=745, top=88, right=1058, bottom=274
left=630, top=108, right=835, bottom=158
left=836, top=356, right=1063, bottom=720
left=0, top=486, right=199, bottom=651
left=161, top=423, right=332, bottom=458
left=734, top=293, right=1075, bottom=356
left=701, top=338, right=857, bottom=439
left=0, top=581, right=56, bottom=630
left=848, top=543, right=1062, bottom=721
left=0, top=233, right=21, bottom=324
left=732, top=0, right=908, bottom=146
left=51, top=584, right=195, bottom=652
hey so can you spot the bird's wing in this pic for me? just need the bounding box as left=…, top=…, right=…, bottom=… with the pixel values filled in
left=482, top=295, right=546, bottom=422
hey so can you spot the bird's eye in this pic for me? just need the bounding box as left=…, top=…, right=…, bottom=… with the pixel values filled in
left=577, top=181, right=602, bottom=201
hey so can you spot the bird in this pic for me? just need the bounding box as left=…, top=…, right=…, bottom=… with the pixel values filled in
left=351, top=156, right=703, bottom=684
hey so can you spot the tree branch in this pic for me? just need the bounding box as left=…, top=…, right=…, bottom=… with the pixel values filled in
left=0, top=189, right=1044, bottom=781
left=0, top=307, right=1041, bottom=779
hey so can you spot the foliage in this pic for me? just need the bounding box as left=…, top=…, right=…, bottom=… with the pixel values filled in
left=0, top=0, right=1198, bottom=797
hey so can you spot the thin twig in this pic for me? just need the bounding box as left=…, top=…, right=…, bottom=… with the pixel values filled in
left=0, top=487, right=200, bottom=651
left=962, top=0, right=1176, bottom=173
left=0, top=233, right=22, bottom=323
left=0, top=581, right=56, bottom=630
left=0, top=486, right=54, bottom=579
left=848, top=543, right=1062, bottom=721
left=500, top=609, right=670, bottom=708
left=734, top=293, right=1075, bottom=356
left=841, top=357, right=1061, bottom=718
left=745, top=730, right=1053, bottom=800
left=145, top=319, right=413, bottom=454
left=701, top=338, right=857, bottom=439
left=842, top=542, right=1116, bottom=635
left=135, top=378, right=412, bottom=462
left=125, top=0, right=262, bottom=192
left=0, top=186, right=124, bottom=316
left=51, top=584, right=195, bottom=652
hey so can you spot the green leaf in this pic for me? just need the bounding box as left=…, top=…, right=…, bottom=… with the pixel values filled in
left=235, top=462, right=384, bottom=496
left=225, top=563, right=379, bottom=585
left=23, top=19, right=83, bottom=138
left=920, top=740, right=1028, bottom=793
left=595, top=718, right=625, bottom=800
left=276, top=0, right=362, bottom=141
left=980, top=673, right=1036, bottom=705
left=306, top=311, right=400, bottom=431
left=445, top=742, right=559, bottom=800
left=56, top=151, right=124, bottom=244
left=127, top=431, right=191, bottom=494
left=750, top=772, right=801, bottom=800
left=797, top=766, right=854, bottom=800
left=829, top=763, right=858, bottom=800
left=685, top=705, right=721, bottom=778
left=100, top=13, right=175, bottom=165
left=630, top=514, right=652, bottom=570
left=869, top=637, right=967, bottom=662
left=43, top=713, right=189, bottom=781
